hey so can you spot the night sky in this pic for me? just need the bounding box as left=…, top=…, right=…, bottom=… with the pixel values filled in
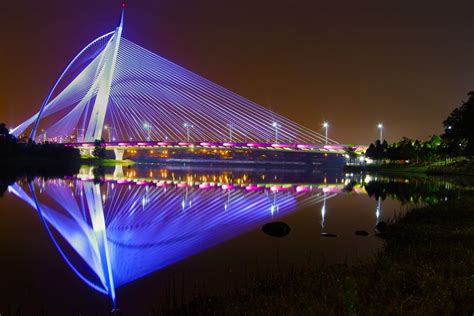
left=1, top=0, right=473, bottom=144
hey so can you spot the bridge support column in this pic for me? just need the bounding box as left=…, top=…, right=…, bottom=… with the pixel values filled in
left=113, top=165, right=124, bottom=178
left=114, top=148, right=125, bottom=161
left=80, top=147, right=93, bottom=157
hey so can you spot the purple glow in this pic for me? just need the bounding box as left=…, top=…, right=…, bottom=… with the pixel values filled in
left=178, top=142, right=192, bottom=146
left=221, top=184, right=234, bottom=190
left=296, top=185, right=310, bottom=193
left=12, top=178, right=332, bottom=307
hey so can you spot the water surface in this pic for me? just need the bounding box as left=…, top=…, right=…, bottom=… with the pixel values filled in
left=0, top=165, right=466, bottom=314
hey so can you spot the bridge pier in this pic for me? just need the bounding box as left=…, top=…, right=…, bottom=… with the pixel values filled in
left=114, top=148, right=125, bottom=161
left=113, top=165, right=124, bottom=178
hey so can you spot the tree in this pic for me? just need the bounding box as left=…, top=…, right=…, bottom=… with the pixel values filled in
left=365, top=140, right=387, bottom=160
left=0, top=123, right=15, bottom=142
left=93, top=139, right=106, bottom=159
left=365, top=143, right=377, bottom=158
left=442, top=91, right=474, bottom=156
left=344, top=146, right=358, bottom=164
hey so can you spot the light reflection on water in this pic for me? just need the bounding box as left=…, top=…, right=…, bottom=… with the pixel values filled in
left=2, top=165, right=467, bottom=310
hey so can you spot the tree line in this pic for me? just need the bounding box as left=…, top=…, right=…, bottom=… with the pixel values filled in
left=365, top=91, right=474, bottom=162
left=0, top=123, right=80, bottom=161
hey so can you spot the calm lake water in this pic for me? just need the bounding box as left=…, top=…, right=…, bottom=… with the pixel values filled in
left=0, top=164, right=467, bottom=314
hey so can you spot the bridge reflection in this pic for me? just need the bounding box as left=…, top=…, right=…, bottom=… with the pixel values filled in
left=10, top=166, right=350, bottom=306
left=8, top=166, right=463, bottom=307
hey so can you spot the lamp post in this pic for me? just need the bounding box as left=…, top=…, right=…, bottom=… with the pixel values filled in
left=183, top=123, right=193, bottom=142
left=377, top=123, right=383, bottom=142
left=272, top=121, right=280, bottom=144
left=41, top=129, right=47, bottom=143
left=143, top=123, right=151, bottom=141
left=104, top=125, right=111, bottom=142
left=228, top=123, right=233, bottom=142
left=321, top=192, right=327, bottom=228
left=376, top=197, right=381, bottom=223
left=323, top=122, right=329, bottom=144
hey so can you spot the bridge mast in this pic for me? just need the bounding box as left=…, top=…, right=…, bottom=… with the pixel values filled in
left=85, top=6, right=125, bottom=142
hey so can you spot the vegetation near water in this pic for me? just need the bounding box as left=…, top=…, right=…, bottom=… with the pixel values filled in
left=344, top=91, right=474, bottom=178
left=164, top=196, right=474, bottom=315
left=0, top=123, right=80, bottom=163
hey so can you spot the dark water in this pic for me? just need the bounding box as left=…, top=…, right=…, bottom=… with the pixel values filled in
left=0, top=164, right=468, bottom=315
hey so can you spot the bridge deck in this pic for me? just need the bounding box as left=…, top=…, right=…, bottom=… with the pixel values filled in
left=68, top=141, right=367, bottom=155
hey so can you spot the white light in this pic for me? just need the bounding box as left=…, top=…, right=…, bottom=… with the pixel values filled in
left=323, top=122, right=328, bottom=128
left=377, top=123, right=383, bottom=129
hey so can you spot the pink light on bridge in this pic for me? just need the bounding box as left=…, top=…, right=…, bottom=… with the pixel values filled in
left=199, top=183, right=211, bottom=189
left=296, top=185, right=310, bottom=193
left=270, top=185, right=282, bottom=192
left=247, top=143, right=268, bottom=148
left=323, top=187, right=341, bottom=193
left=297, top=144, right=310, bottom=149
left=245, top=184, right=263, bottom=191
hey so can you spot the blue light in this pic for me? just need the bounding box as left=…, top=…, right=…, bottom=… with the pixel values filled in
left=12, top=9, right=337, bottom=146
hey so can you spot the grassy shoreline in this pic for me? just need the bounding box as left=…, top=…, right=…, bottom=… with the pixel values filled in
left=80, top=157, right=135, bottom=167
left=345, top=159, right=474, bottom=177
left=165, top=197, right=474, bottom=315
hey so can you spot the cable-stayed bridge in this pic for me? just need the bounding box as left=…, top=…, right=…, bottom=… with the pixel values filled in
left=10, top=7, right=365, bottom=159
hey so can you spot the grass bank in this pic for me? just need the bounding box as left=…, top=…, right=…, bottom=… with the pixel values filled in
left=164, top=197, right=474, bottom=315
left=80, top=157, right=135, bottom=167
left=346, top=158, right=474, bottom=177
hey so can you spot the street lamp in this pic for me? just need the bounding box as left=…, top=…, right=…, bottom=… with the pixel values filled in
left=272, top=121, right=280, bottom=144
left=321, top=192, right=327, bottom=228
left=183, top=123, right=193, bottom=142
left=104, top=125, right=111, bottom=142
left=323, top=122, right=329, bottom=144
left=143, top=123, right=151, bottom=141
left=41, top=129, right=47, bottom=143
left=376, top=196, right=381, bottom=223
left=228, top=123, right=233, bottom=142
left=377, top=123, right=383, bottom=142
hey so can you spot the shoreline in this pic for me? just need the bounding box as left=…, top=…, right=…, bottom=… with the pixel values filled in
left=167, top=196, right=474, bottom=315
left=344, top=159, right=474, bottom=177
